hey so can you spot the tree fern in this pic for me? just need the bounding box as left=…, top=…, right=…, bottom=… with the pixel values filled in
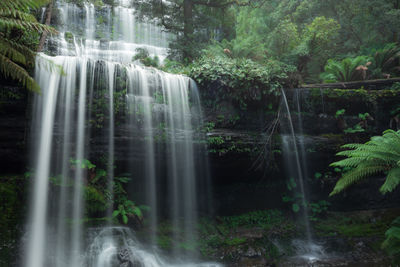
left=382, top=216, right=400, bottom=264
left=0, top=0, right=55, bottom=92
left=369, top=43, right=400, bottom=79
left=330, top=130, right=400, bottom=196
left=320, top=56, right=370, bottom=83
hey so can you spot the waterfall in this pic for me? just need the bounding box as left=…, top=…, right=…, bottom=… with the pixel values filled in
left=280, top=89, right=325, bottom=262
left=25, top=1, right=217, bottom=266
left=280, top=89, right=312, bottom=242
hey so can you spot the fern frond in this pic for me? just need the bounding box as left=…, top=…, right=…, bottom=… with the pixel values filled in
left=380, top=168, right=400, bottom=194
left=0, top=54, right=40, bottom=92
left=330, top=130, right=400, bottom=196
left=0, top=17, right=55, bottom=33
left=0, top=37, right=35, bottom=64
left=0, top=9, right=38, bottom=22
left=0, top=0, right=50, bottom=11
left=330, top=157, right=369, bottom=168
left=330, top=164, right=386, bottom=196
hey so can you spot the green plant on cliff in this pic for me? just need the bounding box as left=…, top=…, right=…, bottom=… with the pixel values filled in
left=330, top=129, right=400, bottom=262
left=320, top=56, right=371, bottom=83
left=132, top=48, right=159, bottom=68
left=368, top=43, right=400, bottom=79
left=330, top=129, right=400, bottom=196
left=190, top=55, right=296, bottom=109
left=382, top=216, right=400, bottom=263
left=0, top=0, right=55, bottom=92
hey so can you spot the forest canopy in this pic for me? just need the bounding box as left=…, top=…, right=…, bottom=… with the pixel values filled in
left=134, top=0, right=400, bottom=84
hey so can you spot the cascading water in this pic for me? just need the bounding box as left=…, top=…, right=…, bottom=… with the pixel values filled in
left=280, top=89, right=325, bottom=262
left=25, top=1, right=217, bottom=266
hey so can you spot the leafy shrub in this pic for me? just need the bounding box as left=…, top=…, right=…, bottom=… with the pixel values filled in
left=132, top=48, right=159, bottom=68
left=190, top=55, right=297, bottom=109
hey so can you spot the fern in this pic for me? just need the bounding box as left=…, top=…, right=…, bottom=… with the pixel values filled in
left=369, top=43, right=400, bottom=78
left=320, top=56, right=370, bottom=83
left=0, top=0, right=55, bottom=92
left=330, top=130, right=400, bottom=196
left=382, top=217, right=400, bottom=263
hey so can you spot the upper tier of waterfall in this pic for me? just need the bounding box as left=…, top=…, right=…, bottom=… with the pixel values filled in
left=49, top=0, right=171, bottom=63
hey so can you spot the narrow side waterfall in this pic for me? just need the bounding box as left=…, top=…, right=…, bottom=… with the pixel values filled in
left=25, top=1, right=217, bottom=266
left=280, top=89, right=312, bottom=241
left=280, top=89, right=325, bottom=262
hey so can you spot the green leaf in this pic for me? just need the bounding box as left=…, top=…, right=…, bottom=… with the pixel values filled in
left=112, top=210, right=120, bottom=217
left=122, top=215, right=128, bottom=224
left=292, top=203, right=300, bottom=213
left=314, top=172, right=322, bottom=179
left=133, top=207, right=143, bottom=218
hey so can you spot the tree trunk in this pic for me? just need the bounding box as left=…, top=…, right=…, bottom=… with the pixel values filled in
left=183, top=0, right=194, bottom=59
left=393, top=0, right=400, bottom=43
left=37, top=1, right=53, bottom=52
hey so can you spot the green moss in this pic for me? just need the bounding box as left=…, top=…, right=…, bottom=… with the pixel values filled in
left=157, top=235, right=172, bottom=250
left=64, top=32, right=73, bottom=42
left=224, top=237, right=247, bottom=246
left=315, top=212, right=391, bottom=238
left=0, top=175, right=27, bottom=265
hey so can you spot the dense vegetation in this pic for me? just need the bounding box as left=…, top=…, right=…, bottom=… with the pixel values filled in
left=1, top=0, right=400, bottom=266
left=134, top=0, right=400, bottom=85
left=0, top=0, right=55, bottom=91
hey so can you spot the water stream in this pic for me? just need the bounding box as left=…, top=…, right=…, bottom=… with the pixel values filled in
left=25, top=1, right=217, bottom=266
left=280, top=89, right=325, bottom=263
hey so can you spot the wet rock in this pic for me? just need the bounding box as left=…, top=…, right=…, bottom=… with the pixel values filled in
left=120, top=262, right=132, bottom=267
left=117, top=247, right=143, bottom=267
left=118, top=248, right=132, bottom=263
left=243, top=246, right=262, bottom=258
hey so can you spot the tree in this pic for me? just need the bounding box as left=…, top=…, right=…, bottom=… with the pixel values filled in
left=0, top=0, right=55, bottom=92
left=132, top=0, right=267, bottom=60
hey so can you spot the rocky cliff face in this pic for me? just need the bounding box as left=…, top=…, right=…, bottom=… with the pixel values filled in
left=2, top=80, right=400, bottom=215
left=0, top=83, right=29, bottom=173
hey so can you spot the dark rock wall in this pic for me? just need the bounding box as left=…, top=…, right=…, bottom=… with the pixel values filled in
left=2, top=80, right=400, bottom=216
left=199, top=86, right=400, bottom=215
left=0, top=83, right=29, bottom=174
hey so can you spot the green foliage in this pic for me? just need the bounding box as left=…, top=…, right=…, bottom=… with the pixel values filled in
left=84, top=186, right=107, bottom=214
left=223, top=237, right=247, bottom=246
left=132, top=48, right=159, bottom=68
left=330, top=129, right=400, bottom=196
left=392, top=82, right=400, bottom=90
left=320, top=56, right=370, bottom=83
left=157, top=235, right=172, bottom=250
left=0, top=175, right=27, bottom=265
left=343, top=124, right=365, bottom=134
left=314, top=172, right=322, bottom=179
left=308, top=200, right=330, bottom=221
left=382, top=217, right=400, bottom=263
left=221, top=210, right=285, bottom=230
left=190, top=55, right=296, bottom=109
left=335, top=109, right=346, bottom=118
left=315, top=212, right=391, bottom=238
left=112, top=175, right=149, bottom=225
left=282, top=177, right=306, bottom=213
left=0, top=0, right=55, bottom=92
left=368, top=43, right=400, bottom=79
